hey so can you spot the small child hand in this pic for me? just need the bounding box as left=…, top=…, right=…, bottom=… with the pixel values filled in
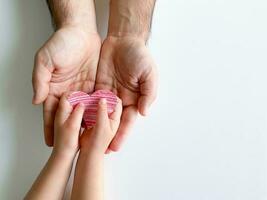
left=53, top=95, right=85, bottom=156
left=80, top=98, right=122, bottom=155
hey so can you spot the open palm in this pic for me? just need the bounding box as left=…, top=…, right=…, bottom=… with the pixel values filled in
left=95, top=36, right=158, bottom=151
left=32, top=27, right=101, bottom=146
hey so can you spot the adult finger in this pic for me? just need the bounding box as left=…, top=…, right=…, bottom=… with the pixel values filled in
left=138, top=64, right=158, bottom=116
left=108, top=105, right=137, bottom=152
left=43, top=95, right=59, bottom=147
left=32, top=49, right=53, bottom=104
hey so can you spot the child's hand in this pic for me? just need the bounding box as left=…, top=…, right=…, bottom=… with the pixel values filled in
left=80, top=98, right=122, bottom=155
left=53, top=95, right=85, bottom=156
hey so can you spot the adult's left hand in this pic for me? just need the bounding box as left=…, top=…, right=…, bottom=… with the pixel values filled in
left=95, top=36, right=158, bottom=152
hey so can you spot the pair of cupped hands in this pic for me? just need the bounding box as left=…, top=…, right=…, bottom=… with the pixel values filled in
left=32, top=25, right=158, bottom=152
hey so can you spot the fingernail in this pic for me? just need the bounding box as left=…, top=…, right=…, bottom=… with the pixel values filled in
left=105, top=149, right=112, bottom=154
left=99, top=98, right=107, bottom=105
left=79, top=103, right=85, bottom=107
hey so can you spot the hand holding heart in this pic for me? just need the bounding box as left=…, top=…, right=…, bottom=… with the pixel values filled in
left=32, top=30, right=158, bottom=152
left=67, top=90, right=118, bottom=128
left=79, top=97, right=123, bottom=155
left=52, top=93, right=122, bottom=156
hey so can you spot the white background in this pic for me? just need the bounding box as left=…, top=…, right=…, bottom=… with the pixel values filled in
left=1, top=0, right=267, bottom=199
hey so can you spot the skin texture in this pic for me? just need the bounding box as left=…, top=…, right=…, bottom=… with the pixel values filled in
left=25, top=96, right=85, bottom=200
left=25, top=97, right=122, bottom=200
left=108, top=0, right=156, bottom=41
left=32, top=0, right=158, bottom=152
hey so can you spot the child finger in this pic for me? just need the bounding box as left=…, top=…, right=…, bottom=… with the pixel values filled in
left=109, top=98, right=123, bottom=131
left=95, top=98, right=109, bottom=129
left=55, top=94, right=73, bottom=126
left=110, top=98, right=122, bottom=121
left=66, top=103, right=85, bottom=130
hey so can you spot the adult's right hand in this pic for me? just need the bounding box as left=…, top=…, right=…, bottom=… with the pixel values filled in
left=32, top=26, right=101, bottom=146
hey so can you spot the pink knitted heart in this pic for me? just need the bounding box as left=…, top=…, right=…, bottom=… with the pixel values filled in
left=67, top=90, right=118, bottom=128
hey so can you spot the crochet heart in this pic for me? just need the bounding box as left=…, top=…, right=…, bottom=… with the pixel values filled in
left=67, top=90, right=118, bottom=128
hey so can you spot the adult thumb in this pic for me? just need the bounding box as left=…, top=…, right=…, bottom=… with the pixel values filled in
left=32, top=50, right=52, bottom=104
left=138, top=67, right=158, bottom=116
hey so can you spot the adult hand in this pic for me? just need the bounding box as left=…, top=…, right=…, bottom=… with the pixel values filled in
left=95, top=36, right=158, bottom=151
left=32, top=26, right=101, bottom=146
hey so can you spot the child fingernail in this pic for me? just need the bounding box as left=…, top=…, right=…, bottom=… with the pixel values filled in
left=79, top=103, right=85, bottom=108
left=99, top=98, right=107, bottom=105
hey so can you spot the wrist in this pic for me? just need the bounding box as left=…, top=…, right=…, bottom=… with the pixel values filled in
left=56, top=24, right=100, bottom=41
left=47, top=0, right=98, bottom=33
left=108, top=0, right=155, bottom=42
left=58, top=17, right=98, bottom=35
left=80, top=147, right=105, bottom=160
left=108, top=26, right=149, bottom=43
left=105, top=35, right=146, bottom=46
left=51, top=148, right=77, bottom=161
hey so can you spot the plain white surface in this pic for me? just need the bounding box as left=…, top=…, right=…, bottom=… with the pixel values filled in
left=1, top=0, right=267, bottom=199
